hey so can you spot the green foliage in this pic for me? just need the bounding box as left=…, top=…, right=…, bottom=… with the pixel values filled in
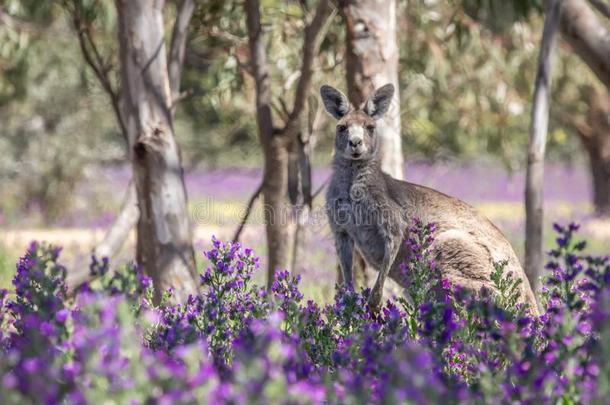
left=398, top=0, right=587, bottom=169
left=490, top=260, right=524, bottom=310
left=0, top=1, right=121, bottom=223
left=0, top=0, right=602, bottom=222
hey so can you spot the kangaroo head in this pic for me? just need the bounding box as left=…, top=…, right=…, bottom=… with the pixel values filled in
left=320, top=84, right=394, bottom=162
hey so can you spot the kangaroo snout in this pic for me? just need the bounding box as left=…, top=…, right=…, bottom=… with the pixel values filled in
left=348, top=138, right=362, bottom=148
left=348, top=137, right=363, bottom=151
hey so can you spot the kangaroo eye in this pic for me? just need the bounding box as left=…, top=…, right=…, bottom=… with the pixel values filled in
left=337, top=125, right=347, bottom=132
left=366, top=125, right=376, bottom=133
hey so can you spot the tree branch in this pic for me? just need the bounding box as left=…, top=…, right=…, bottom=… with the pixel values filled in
left=558, top=0, right=610, bottom=91
left=246, top=0, right=274, bottom=144
left=70, top=8, right=128, bottom=144
left=168, top=0, right=196, bottom=102
left=232, top=182, right=264, bottom=243
left=170, top=89, right=194, bottom=109
left=588, top=0, right=610, bottom=19
left=286, top=0, right=334, bottom=129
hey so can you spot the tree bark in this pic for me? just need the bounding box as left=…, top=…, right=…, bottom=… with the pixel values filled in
left=340, top=0, right=403, bottom=179
left=246, top=0, right=292, bottom=288
left=116, top=0, right=197, bottom=303
left=525, top=0, right=561, bottom=297
left=556, top=0, right=610, bottom=92
left=339, top=0, right=403, bottom=293
left=246, top=0, right=331, bottom=288
left=577, top=88, right=610, bottom=216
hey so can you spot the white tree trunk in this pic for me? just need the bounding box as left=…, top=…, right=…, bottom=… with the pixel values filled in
left=525, top=0, right=561, bottom=296
left=341, top=0, right=403, bottom=179
left=116, top=0, right=197, bottom=303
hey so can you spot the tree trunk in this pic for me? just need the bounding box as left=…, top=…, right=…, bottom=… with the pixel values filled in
left=556, top=0, right=610, bottom=92
left=116, top=0, right=197, bottom=303
left=246, top=0, right=331, bottom=288
left=340, top=0, right=403, bottom=179
left=339, top=0, right=403, bottom=294
left=588, top=143, right=610, bottom=216
left=525, top=0, right=561, bottom=298
left=553, top=0, right=610, bottom=217
left=246, top=0, right=293, bottom=288
left=578, top=88, right=610, bottom=216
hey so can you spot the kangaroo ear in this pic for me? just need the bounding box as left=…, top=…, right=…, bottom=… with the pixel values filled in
left=364, top=84, right=394, bottom=119
left=320, top=85, right=349, bottom=120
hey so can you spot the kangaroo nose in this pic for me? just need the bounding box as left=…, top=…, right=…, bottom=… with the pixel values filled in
left=349, top=138, right=362, bottom=148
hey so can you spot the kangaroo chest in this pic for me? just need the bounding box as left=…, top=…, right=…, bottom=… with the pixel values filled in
left=327, top=177, right=400, bottom=267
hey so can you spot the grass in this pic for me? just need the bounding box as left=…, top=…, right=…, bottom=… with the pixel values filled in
left=1, top=197, right=609, bottom=297
left=0, top=243, right=17, bottom=291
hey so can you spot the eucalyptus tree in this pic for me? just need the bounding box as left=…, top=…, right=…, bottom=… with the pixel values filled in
left=340, top=0, right=404, bottom=179
left=245, top=0, right=334, bottom=287
left=62, top=0, right=199, bottom=302
left=555, top=0, right=610, bottom=215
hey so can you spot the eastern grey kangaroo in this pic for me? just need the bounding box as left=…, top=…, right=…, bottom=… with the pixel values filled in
left=321, top=83, right=538, bottom=312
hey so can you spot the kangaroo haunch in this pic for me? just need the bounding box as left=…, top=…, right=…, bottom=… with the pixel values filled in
left=321, top=83, right=538, bottom=312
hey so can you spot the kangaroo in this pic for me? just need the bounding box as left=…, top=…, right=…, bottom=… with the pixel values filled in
left=321, top=83, right=538, bottom=312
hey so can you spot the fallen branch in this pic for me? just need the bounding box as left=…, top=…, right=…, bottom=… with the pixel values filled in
left=232, top=182, right=264, bottom=243
left=312, top=176, right=330, bottom=200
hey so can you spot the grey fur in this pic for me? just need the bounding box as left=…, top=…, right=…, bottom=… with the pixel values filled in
left=321, top=84, right=538, bottom=312
left=363, top=83, right=394, bottom=118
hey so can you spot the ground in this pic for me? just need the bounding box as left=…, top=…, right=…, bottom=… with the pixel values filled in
left=1, top=162, right=607, bottom=302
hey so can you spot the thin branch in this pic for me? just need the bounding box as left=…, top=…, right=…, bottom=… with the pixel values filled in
left=312, top=176, right=330, bottom=200
left=588, top=0, right=610, bottom=19
left=235, top=55, right=254, bottom=76
left=271, top=100, right=290, bottom=123
left=171, top=89, right=194, bottom=109
left=70, top=9, right=128, bottom=144
left=232, top=182, right=264, bottom=243
left=286, top=0, right=334, bottom=128
left=209, top=26, right=247, bottom=44
left=290, top=176, right=330, bottom=274
left=169, top=0, right=196, bottom=102
left=278, top=96, right=291, bottom=118
left=555, top=111, right=594, bottom=139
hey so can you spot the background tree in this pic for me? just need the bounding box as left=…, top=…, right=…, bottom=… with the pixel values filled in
left=335, top=0, right=403, bottom=292
left=115, top=0, right=198, bottom=302
left=524, top=0, right=561, bottom=296
left=340, top=0, right=403, bottom=179
left=62, top=0, right=138, bottom=262
left=555, top=0, right=610, bottom=215
left=245, top=0, right=333, bottom=287
left=573, top=87, right=610, bottom=216
left=0, top=1, right=122, bottom=225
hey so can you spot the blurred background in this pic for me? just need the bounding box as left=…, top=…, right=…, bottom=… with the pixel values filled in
left=1, top=0, right=609, bottom=300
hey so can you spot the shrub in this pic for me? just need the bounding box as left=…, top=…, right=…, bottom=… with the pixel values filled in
left=0, top=222, right=608, bottom=404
